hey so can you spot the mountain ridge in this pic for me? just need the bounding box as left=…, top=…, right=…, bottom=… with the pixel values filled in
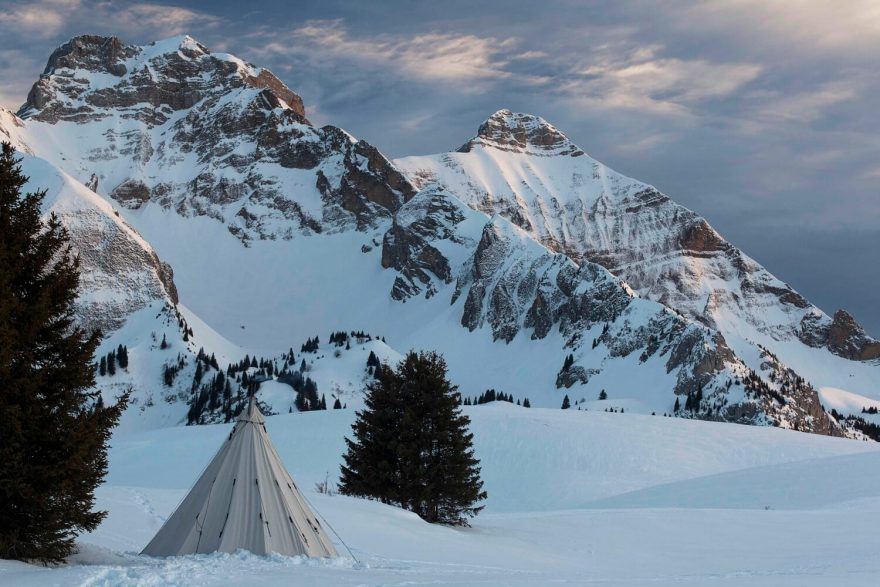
left=395, top=109, right=880, bottom=395
left=0, top=34, right=873, bottom=437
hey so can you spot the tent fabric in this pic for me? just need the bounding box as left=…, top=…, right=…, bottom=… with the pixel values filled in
left=141, top=398, right=338, bottom=558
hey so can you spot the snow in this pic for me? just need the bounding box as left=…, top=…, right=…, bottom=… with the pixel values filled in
left=3, top=406, right=880, bottom=585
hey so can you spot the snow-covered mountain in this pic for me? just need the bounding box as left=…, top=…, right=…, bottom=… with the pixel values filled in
left=18, top=34, right=414, bottom=242
left=2, top=34, right=873, bottom=436
left=395, top=109, right=880, bottom=402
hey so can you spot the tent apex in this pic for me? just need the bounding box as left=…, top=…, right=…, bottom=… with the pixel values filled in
left=238, top=395, right=265, bottom=424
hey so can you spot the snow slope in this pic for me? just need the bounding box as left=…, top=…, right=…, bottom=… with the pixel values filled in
left=3, top=405, right=880, bottom=586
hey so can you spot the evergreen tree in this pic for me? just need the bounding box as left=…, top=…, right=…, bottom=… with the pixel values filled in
left=333, top=397, right=342, bottom=409
left=340, top=351, right=486, bottom=525
left=99, top=356, right=106, bottom=377
left=0, top=143, right=128, bottom=563
left=523, top=398, right=531, bottom=408
left=160, top=333, right=168, bottom=349
left=598, top=389, right=608, bottom=400
left=673, top=397, right=681, bottom=412
left=561, top=395, right=571, bottom=409
left=339, top=364, right=402, bottom=503
left=106, top=350, right=116, bottom=376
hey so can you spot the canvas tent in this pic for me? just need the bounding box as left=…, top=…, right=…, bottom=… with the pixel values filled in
left=141, top=397, right=338, bottom=558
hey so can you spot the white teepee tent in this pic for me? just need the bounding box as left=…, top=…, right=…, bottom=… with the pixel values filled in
left=141, top=397, right=338, bottom=558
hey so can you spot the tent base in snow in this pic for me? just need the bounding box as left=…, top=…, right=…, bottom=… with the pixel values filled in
left=141, top=397, right=338, bottom=558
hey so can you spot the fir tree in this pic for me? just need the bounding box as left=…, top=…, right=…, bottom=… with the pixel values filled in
left=99, top=356, right=107, bottom=377
left=598, top=389, right=608, bottom=400
left=106, top=350, right=116, bottom=376
left=340, top=351, right=486, bottom=525
left=523, top=398, right=531, bottom=408
left=561, top=395, right=571, bottom=409
left=0, top=143, right=128, bottom=563
left=160, top=333, right=168, bottom=349
left=116, top=344, right=128, bottom=369
left=333, top=397, right=342, bottom=409
left=339, top=364, right=402, bottom=503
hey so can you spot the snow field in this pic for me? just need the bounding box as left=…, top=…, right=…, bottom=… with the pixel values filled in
left=4, top=405, right=880, bottom=585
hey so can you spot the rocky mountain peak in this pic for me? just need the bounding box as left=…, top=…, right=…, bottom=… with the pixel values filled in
left=828, top=310, right=880, bottom=361
left=39, top=35, right=137, bottom=77
left=458, top=109, right=584, bottom=157
left=18, top=34, right=306, bottom=124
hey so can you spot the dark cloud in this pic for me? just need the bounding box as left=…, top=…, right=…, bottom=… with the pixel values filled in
left=1, top=0, right=876, bottom=334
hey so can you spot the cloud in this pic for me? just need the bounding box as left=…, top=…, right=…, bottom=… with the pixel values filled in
left=0, top=0, right=80, bottom=38
left=109, top=3, right=222, bottom=37
left=686, top=0, right=880, bottom=55
left=256, top=19, right=517, bottom=86
left=750, top=82, right=858, bottom=123
left=555, top=46, right=761, bottom=117
left=0, top=1, right=220, bottom=43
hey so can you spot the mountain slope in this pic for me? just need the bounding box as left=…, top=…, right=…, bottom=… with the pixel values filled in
left=395, top=109, right=880, bottom=402
left=1, top=35, right=862, bottom=435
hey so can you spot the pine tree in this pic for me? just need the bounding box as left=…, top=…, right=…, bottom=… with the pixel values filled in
left=99, top=356, right=107, bottom=376
left=339, top=364, right=402, bottom=503
left=523, top=398, right=531, bottom=408
left=0, top=143, right=128, bottom=563
left=340, top=351, right=486, bottom=525
left=106, top=350, right=116, bottom=376
left=598, top=389, right=608, bottom=400
left=673, top=397, right=681, bottom=412
left=333, top=397, right=342, bottom=409
left=160, top=333, right=168, bottom=349
left=561, top=395, right=571, bottom=409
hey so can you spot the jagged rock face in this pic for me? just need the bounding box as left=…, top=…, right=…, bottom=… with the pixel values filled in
left=17, top=153, right=177, bottom=335
left=18, top=35, right=414, bottom=241
left=381, top=187, right=837, bottom=434
left=458, top=109, right=585, bottom=157
left=20, top=35, right=305, bottom=123
left=395, top=110, right=877, bottom=366
left=828, top=310, right=880, bottom=361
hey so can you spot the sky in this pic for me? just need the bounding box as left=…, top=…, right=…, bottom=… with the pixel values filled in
left=0, top=0, right=877, bottom=334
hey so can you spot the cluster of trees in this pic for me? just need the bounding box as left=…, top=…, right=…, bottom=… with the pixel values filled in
left=561, top=353, right=575, bottom=372
left=277, top=370, right=324, bottom=411
left=862, top=406, right=879, bottom=415
left=97, top=344, right=129, bottom=376
left=301, top=336, right=320, bottom=353
left=183, top=338, right=360, bottom=423
left=674, top=387, right=704, bottom=413
left=830, top=408, right=880, bottom=442
left=462, top=388, right=530, bottom=407
left=163, top=354, right=187, bottom=387
left=741, top=370, right=787, bottom=406
left=340, top=351, right=486, bottom=526
left=187, top=348, right=239, bottom=424
left=591, top=323, right=610, bottom=349
left=0, top=143, right=127, bottom=562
